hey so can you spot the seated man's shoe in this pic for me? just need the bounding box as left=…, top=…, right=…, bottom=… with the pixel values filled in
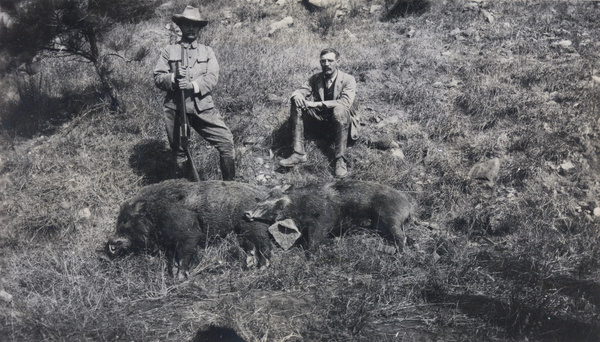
left=335, top=158, right=349, bottom=179
left=280, top=153, right=308, bottom=167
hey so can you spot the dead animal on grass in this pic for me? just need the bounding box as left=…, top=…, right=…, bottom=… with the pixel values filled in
left=244, top=180, right=415, bottom=251
left=106, top=180, right=272, bottom=278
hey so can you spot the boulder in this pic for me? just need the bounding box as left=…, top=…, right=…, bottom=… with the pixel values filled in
left=308, top=0, right=348, bottom=8
left=468, top=158, right=500, bottom=185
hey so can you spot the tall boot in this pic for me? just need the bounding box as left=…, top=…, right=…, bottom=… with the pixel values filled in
left=220, top=156, right=236, bottom=181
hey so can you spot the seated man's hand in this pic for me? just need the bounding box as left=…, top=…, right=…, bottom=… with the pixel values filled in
left=293, top=95, right=307, bottom=110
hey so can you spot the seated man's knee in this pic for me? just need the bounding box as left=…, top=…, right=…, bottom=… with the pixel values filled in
left=332, top=106, right=350, bottom=125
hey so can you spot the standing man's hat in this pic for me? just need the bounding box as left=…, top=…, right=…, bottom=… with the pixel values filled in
left=172, top=6, right=208, bottom=27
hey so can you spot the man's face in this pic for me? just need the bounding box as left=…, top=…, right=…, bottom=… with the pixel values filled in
left=320, top=52, right=338, bottom=77
left=179, top=22, right=201, bottom=42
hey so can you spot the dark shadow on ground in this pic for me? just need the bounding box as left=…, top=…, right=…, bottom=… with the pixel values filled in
left=1, top=85, right=103, bottom=138
left=129, top=139, right=175, bottom=184
left=424, top=292, right=600, bottom=342
left=383, top=0, right=431, bottom=21
left=270, top=115, right=356, bottom=161
left=191, top=325, right=247, bottom=342
left=482, top=253, right=600, bottom=312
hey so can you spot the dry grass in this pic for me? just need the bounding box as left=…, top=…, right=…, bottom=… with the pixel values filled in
left=1, top=0, right=600, bottom=341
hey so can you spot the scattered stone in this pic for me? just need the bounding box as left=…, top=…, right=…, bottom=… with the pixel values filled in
left=450, top=28, right=461, bottom=38
left=370, top=4, right=383, bottom=13
left=308, top=0, right=348, bottom=8
left=391, top=148, right=405, bottom=160
left=480, top=9, right=494, bottom=23
left=78, top=207, right=92, bottom=220
left=0, top=290, right=13, bottom=304
left=468, top=158, right=500, bottom=185
left=257, top=174, right=268, bottom=183
left=344, top=28, right=357, bottom=40
left=560, top=161, right=575, bottom=171
left=268, top=16, right=293, bottom=36
left=551, top=40, right=574, bottom=52
left=463, top=2, right=479, bottom=11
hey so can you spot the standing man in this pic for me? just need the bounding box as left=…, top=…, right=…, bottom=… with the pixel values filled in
left=279, top=48, right=359, bottom=178
left=154, top=6, right=235, bottom=180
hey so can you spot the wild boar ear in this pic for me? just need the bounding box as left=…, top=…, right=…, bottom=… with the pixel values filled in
left=132, top=201, right=147, bottom=214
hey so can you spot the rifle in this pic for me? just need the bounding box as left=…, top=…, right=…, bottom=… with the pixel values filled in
left=172, top=44, right=201, bottom=182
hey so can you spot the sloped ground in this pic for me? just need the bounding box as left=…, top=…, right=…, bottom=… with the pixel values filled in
left=1, top=0, right=600, bottom=341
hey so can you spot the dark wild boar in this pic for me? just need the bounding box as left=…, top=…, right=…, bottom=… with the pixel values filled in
left=244, top=180, right=414, bottom=251
left=106, top=180, right=271, bottom=278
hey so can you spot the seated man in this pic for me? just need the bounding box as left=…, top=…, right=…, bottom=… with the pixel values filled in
left=280, top=48, right=359, bottom=178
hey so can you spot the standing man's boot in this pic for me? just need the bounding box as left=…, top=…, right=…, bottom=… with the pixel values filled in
left=220, top=156, right=236, bottom=181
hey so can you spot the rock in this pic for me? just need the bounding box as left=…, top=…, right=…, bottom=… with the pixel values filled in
left=551, top=40, right=574, bottom=52
left=391, top=148, right=405, bottom=160
left=308, top=0, right=348, bottom=8
left=463, top=2, right=479, bottom=11
left=276, top=0, right=287, bottom=5
left=344, top=28, right=357, bottom=40
left=480, top=9, right=494, bottom=23
left=0, top=290, right=12, bottom=304
left=560, top=161, right=575, bottom=171
left=406, top=27, right=416, bottom=38
left=256, top=174, right=267, bottom=183
left=78, top=208, right=92, bottom=220
left=450, top=28, right=461, bottom=37
left=592, top=75, right=600, bottom=85
left=594, top=207, right=600, bottom=217
left=268, top=16, right=293, bottom=36
left=468, top=158, right=500, bottom=184
left=370, top=4, right=383, bottom=13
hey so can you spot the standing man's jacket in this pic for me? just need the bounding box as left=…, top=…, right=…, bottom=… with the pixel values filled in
left=291, top=70, right=360, bottom=139
left=154, top=41, right=218, bottom=113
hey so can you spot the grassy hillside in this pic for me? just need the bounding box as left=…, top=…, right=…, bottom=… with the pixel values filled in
left=1, top=0, right=600, bottom=341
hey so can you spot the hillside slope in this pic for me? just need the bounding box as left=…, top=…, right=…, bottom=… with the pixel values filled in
left=1, top=0, right=600, bottom=341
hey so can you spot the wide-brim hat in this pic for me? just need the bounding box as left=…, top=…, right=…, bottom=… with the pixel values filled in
left=172, top=6, right=208, bottom=27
